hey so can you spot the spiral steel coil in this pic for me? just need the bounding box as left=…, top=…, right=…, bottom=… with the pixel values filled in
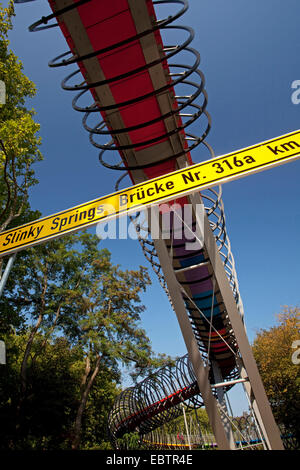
left=108, top=353, right=249, bottom=448
left=108, top=354, right=203, bottom=445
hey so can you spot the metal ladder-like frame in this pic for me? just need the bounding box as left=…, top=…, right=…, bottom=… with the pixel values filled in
left=151, top=197, right=284, bottom=450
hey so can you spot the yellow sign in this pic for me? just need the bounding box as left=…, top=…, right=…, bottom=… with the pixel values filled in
left=1, top=128, right=300, bottom=257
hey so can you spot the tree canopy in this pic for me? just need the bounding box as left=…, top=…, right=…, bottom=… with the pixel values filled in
left=0, top=0, right=42, bottom=238
left=0, top=230, right=170, bottom=449
left=252, top=306, right=300, bottom=444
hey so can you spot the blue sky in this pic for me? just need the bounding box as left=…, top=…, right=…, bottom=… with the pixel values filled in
left=3, top=0, right=300, bottom=414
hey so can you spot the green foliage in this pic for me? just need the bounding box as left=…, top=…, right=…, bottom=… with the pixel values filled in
left=252, top=306, right=300, bottom=443
left=0, top=229, right=169, bottom=449
left=117, top=432, right=141, bottom=450
left=0, top=1, right=14, bottom=40
left=0, top=231, right=100, bottom=335
left=0, top=0, right=42, bottom=234
left=160, top=406, right=212, bottom=435
left=0, top=333, right=119, bottom=450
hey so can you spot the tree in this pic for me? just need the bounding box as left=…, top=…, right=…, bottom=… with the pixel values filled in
left=0, top=332, right=120, bottom=450
left=64, top=255, right=168, bottom=449
left=0, top=229, right=169, bottom=449
left=0, top=0, right=42, bottom=257
left=252, top=306, right=300, bottom=444
left=1, top=231, right=99, bottom=414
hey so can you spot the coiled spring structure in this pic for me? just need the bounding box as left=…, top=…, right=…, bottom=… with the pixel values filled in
left=108, top=354, right=256, bottom=449
left=108, top=354, right=202, bottom=443
left=19, top=0, right=245, bottom=446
